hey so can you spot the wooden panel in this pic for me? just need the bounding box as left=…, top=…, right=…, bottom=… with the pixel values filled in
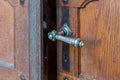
left=0, top=0, right=30, bottom=79
left=57, top=1, right=100, bottom=79
left=0, top=67, right=19, bottom=80
left=14, top=0, right=29, bottom=79
left=57, top=0, right=120, bottom=80
left=0, top=0, right=42, bottom=79
left=0, top=0, right=14, bottom=68
left=80, top=0, right=120, bottom=80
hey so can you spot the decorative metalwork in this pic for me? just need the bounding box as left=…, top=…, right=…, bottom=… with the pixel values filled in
left=48, top=24, right=84, bottom=47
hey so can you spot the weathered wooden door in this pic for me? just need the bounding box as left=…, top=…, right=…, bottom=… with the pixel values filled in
left=0, top=0, right=29, bottom=79
left=56, top=0, right=120, bottom=80
left=0, top=0, right=41, bottom=80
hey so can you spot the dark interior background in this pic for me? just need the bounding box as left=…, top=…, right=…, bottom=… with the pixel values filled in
left=43, top=0, right=57, bottom=80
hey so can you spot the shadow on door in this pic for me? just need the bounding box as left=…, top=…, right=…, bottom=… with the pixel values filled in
left=43, top=0, right=57, bottom=80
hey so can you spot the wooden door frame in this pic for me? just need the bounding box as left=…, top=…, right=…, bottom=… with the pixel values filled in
left=28, top=0, right=43, bottom=80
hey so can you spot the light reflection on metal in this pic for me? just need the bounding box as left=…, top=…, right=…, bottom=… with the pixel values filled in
left=48, top=24, right=84, bottom=47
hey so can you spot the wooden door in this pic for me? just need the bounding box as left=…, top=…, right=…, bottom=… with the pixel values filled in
left=57, top=0, right=120, bottom=80
left=0, top=0, right=29, bottom=79
left=0, top=0, right=42, bottom=80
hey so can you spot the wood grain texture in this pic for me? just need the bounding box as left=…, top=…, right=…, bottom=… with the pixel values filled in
left=57, top=0, right=120, bottom=80
left=0, top=0, right=14, bottom=66
left=0, top=0, right=30, bottom=80
left=80, top=0, right=120, bottom=80
left=0, top=67, right=19, bottom=80
left=28, top=0, right=42, bottom=79
left=14, top=0, right=29, bottom=79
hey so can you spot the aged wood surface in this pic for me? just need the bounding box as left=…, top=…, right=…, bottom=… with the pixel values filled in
left=57, top=0, right=120, bottom=80
left=0, top=0, right=29, bottom=80
left=29, top=0, right=42, bottom=80
left=0, top=0, right=14, bottom=66
left=80, top=0, right=120, bottom=80
left=0, top=0, right=42, bottom=80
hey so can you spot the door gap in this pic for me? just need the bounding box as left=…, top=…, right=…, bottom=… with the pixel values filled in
left=43, top=0, right=57, bottom=80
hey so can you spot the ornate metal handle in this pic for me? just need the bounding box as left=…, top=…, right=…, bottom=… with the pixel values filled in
left=48, top=24, right=84, bottom=47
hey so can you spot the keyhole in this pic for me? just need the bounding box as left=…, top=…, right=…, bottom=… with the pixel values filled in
left=64, top=54, right=68, bottom=62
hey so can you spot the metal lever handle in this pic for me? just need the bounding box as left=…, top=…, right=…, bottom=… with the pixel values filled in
left=48, top=24, right=84, bottom=47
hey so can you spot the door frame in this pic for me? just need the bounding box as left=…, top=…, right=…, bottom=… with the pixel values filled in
left=28, top=0, right=43, bottom=80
